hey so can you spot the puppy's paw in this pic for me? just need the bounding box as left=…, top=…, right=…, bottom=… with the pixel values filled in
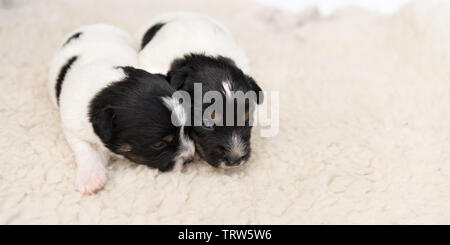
left=76, top=164, right=107, bottom=194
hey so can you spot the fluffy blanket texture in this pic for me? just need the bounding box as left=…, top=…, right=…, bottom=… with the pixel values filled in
left=0, top=0, right=449, bottom=224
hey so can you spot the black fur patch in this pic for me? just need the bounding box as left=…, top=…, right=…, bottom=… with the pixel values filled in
left=141, top=22, right=165, bottom=50
left=55, top=56, right=78, bottom=105
left=88, top=66, right=184, bottom=171
left=62, top=32, right=82, bottom=47
left=168, top=54, right=263, bottom=104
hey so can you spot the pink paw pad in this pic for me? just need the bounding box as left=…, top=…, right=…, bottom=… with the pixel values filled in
left=76, top=165, right=107, bottom=195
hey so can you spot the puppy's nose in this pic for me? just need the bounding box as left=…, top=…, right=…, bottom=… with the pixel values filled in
left=183, top=157, right=194, bottom=165
left=225, top=155, right=244, bottom=166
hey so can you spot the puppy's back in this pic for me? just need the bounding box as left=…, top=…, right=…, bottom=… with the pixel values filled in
left=137, top=12, right=249, bottom=74
left=48, top=24, right=138, bottom=107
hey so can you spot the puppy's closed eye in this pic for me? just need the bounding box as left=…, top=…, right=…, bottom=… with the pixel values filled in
left=151, top=141, right=167, bottom=150
left=162, top=134, right=175, bottom=143
left=118, top=144, right=132, bottom=153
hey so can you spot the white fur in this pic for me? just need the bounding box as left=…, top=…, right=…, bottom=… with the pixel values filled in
left=48, top=24, right=139, bottom=194
left=48, top=24, right=138, bottom=107
left=137, top=11, right=250, bottom=74
left=162, top=96, right=187, bottom=126
left=228, top=133, right=246, bottom=159
left=162, top=96, right=195, bottom=170
left=66, top=136, right=108, bottom=194
left=173, top=133, right=195, bottom=172
left=222, top=80, right=233, bottom=98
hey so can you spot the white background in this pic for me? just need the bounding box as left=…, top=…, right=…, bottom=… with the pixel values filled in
left=252, top=0, right=447, bottom=15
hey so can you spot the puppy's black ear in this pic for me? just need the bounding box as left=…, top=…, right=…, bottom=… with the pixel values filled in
left=218, top=56, right=237, bottom=67
left=167, top=66, right=191, bottom=90
left=246, top=75, right=264, bottom=104
left=91, top=107, right=116, bottom=143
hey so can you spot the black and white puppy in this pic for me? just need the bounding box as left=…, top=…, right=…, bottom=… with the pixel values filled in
left=137, top=12, right=263, bottom=169
left=49, top=24, right=194, bottom=194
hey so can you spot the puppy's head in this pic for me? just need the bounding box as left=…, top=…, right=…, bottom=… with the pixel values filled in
left=89, top=67, right=194, bottom=171
left=167, top=54, right=263, bottom=168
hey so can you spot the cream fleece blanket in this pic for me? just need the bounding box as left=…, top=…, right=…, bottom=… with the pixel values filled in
left=0, top=0, right=449, bottom=224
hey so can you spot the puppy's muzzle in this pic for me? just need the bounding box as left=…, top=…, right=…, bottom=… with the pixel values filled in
left=225, top=155, right=245, bottom=166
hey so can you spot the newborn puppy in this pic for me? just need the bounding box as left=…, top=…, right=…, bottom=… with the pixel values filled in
left=49, top=24, right=194, bottom=194
left=137, top=12, right=263, bottom=169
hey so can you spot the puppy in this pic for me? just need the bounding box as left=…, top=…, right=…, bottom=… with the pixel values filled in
left=49, top=24, right=194, bottom=194
left=137, top=12, right=263, bottom=169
